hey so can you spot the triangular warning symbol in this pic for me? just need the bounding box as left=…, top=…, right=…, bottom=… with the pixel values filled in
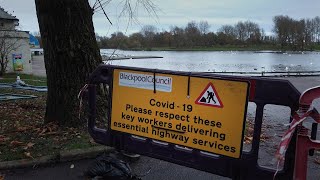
left=195, top=82, right=223, bottom=108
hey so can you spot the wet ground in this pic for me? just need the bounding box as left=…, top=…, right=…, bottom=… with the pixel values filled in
left=31, top=55, right=46, bottom=77
left=254, top=76, right=320, bottom=179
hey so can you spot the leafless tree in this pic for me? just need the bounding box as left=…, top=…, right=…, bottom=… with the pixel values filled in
left=0, top=31, right=21, bottom=76
left=170, top=26, right=185, bottom=48
left=235, top=21, right=246, bottom=42
left=185, top=21, right=200, bottom=47
left=199, top=21, right=210, bottom=35
left=218, top=25, right=236, bottom=37
left=141, top=25, right=157, bottom=48
left=313, top=16, right=320, bottom=43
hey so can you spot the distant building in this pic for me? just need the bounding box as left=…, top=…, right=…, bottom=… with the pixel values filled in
left=0, top=7, right=32, bottom=74
left=29, top=34, right=40, bottom=48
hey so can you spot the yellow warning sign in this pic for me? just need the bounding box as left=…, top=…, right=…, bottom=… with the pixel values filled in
left=195, top=82, right=223, bottom=108
left=111, top=69, right=249, bottom=158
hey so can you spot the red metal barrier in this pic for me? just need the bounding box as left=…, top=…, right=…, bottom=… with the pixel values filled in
left=299, top=86, right=320, bottom=107
left=294, top=133, right=320, bottom=180
left=294, top=86, right=320, bottom=180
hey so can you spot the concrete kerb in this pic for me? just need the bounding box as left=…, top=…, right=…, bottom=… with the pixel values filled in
left=0, top=146, right=115, bottom=170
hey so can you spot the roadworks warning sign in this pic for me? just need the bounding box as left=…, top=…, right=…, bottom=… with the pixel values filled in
left=195, top=82, right=223, bottom=108
left=111, top=68, right=249, bottom=158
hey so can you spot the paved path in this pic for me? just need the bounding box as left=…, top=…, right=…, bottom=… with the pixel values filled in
left=3, top=156, right=225, bottom=180
left=31, top=55, right=46, bottom=77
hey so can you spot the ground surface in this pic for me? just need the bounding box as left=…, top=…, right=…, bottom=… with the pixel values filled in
left=1, top=55, right=320, bottom=179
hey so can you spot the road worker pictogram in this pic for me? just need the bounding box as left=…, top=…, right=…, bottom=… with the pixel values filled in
left=195, top=82, right=223, bottom=108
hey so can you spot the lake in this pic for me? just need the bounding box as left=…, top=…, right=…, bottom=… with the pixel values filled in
left=101, top=49, right=320, bottom=75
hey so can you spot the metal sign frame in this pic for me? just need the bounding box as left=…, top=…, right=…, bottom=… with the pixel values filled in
left=87, top=64, right=302, bottom=180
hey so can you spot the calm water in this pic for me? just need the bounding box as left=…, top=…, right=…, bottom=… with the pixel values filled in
left=101, top=49, right=320, bottom=73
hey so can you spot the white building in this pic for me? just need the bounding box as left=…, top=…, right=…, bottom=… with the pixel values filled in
left=0, top=7, right=32, bottom=75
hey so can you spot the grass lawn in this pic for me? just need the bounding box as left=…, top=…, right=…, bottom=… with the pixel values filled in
left=0, top=73, right=47, bottom=86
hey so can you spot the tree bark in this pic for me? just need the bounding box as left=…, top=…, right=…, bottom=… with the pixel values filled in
left=35, top=0, right=102, bottom=126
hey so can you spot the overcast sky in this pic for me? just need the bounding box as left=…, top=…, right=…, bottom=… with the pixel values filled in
left=1, top=0, right=320, bottom=37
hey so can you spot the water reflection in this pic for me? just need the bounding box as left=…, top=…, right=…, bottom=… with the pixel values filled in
left=102, top=49, right=320, bottom=73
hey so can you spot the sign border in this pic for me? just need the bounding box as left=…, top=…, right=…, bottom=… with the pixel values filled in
left=109, top=66, right=250, bottom=159
left=195, top=82, right=224, bottom=108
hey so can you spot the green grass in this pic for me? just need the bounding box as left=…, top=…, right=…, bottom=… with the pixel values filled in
left=0, top=73, right=47, bottom=86
left=63, top=134, right=95, bottom=150
left=313, top=44, right=320, bottom=51
left=2, top=73, right=46, bottom=80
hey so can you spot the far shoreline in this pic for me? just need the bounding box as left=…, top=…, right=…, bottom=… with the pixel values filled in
left=32, top=45, right=320, bottom=53
left=116, top=47, right=320, bottom=52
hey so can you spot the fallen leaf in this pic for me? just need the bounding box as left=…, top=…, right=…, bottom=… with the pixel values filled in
left=53, top=137, right=60, bottom=142
left=247, top=127, right=254, bottom=134
left=34, top=128, right=41, bottom=133
left=0, top=137, right=10, bottom=142
left=70, top=164, right=75, bottom=169
left=10, top=140, right=24, bottom=146
left=24, top=152, right=34, bottom=159
left=89, top=138, right=97, bottom=145
left=314, top=158, right=320, bottom=165
left=46, top=132, right=58, bottom=135
left=23, top=142, right=35, bottom=150
left=39, top=129, right=47, bottom=135
left=27, top=142, right=35, bottom=148
left=16, top=126, right=28, bottom=132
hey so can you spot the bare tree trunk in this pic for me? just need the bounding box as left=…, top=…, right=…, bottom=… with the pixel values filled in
left=0, top=56, right=4, bottom=76
left=35, top=0, right=102, bottom=126
left=0, top=64, right=4, bottom=76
